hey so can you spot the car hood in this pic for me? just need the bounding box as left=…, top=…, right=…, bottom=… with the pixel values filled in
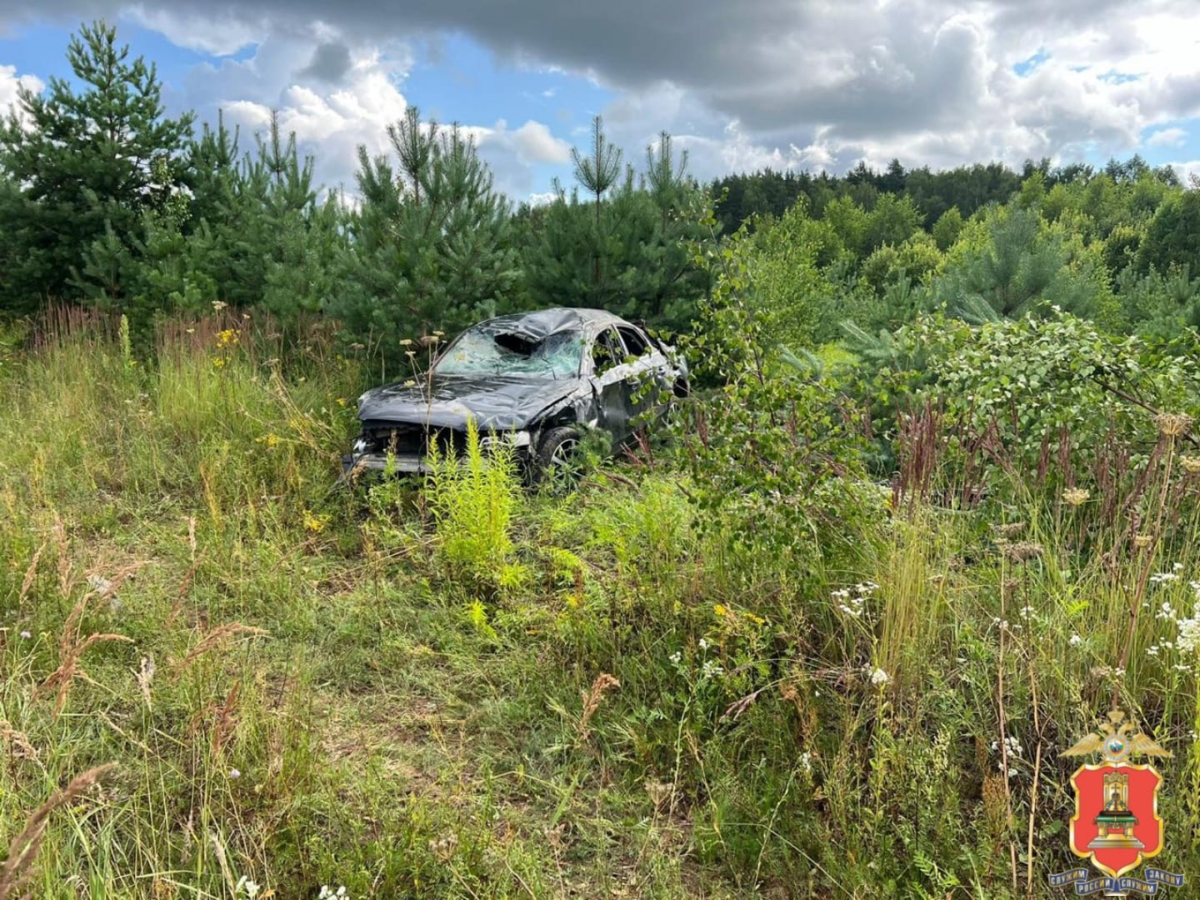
left=357, top=374, right=593, bottom=432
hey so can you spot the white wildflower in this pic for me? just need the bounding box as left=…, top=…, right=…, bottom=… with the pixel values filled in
left=701, top=659, right=724, bottom=680
left=1069, top=634, right=1083, bottom=646
left=991, top=735, right=1023, bottom=758
left=1175, top=607, right=1200, bottom=654
left=869, top=667, right=890, bottom=686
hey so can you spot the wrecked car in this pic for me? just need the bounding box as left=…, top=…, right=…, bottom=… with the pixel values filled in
left=343, top=308, right=689, bottom=483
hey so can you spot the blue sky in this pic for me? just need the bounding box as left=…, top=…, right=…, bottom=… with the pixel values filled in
left=0, top=19, right=617, bottom=197
left=1, top=2, right=1199, bottom=199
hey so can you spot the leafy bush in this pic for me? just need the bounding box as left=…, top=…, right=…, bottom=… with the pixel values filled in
left=425, top=417, right=527, bottom=598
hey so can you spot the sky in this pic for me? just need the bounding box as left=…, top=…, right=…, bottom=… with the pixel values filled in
left=0, top=0, right=1199, bottom=202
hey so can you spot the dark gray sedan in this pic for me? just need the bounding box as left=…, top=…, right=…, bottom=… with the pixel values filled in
left=343, top=308, right=688, bottom=482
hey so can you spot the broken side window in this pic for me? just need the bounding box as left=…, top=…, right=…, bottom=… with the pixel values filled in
left=591, top=328, right=627, bottom=374
left=616, top=326, right=649, bottom=358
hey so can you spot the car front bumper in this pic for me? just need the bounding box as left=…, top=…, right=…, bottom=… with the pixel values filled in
left=341, top=452, right=431, bottom=476
left=341, top=445, right=534, bottom=478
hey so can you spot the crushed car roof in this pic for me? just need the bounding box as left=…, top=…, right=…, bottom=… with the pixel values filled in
left=474, top=307, right=628, bottom=339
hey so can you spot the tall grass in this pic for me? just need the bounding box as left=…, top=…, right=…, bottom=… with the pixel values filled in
left=3, top=308, right=1200, bottom=897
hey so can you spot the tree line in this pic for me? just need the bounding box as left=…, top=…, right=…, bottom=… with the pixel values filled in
left=0, top=22, right=706, bottom=362
left=4, top=22, right=1200, bottom=366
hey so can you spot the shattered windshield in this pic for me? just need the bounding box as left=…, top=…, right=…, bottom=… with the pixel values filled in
left=433, top=325, right=585, bottom=378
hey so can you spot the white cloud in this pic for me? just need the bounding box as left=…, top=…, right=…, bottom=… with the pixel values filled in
left=124, top=5, right=263, bottom=55
left=459, top=119, right=572, bottom=196
left=169, top=25, right=567, bottom=199
left=176, top=30, right=413, bottom=194
left=8, top=0, right=1200, bottom=188
left=0, top=64, right=44, bottom=126
left=575, top=0, right=1200, bottom=181
left=507, top=120, right=570, bottom=164
left=1147, top=127, right=1187, bottom=148
left=1168, top=159, right=1200, bottom=186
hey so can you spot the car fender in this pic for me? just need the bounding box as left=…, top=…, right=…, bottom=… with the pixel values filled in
left=526, top=381, right=601, bottom=442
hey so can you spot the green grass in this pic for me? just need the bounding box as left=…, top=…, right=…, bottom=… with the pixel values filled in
left=3, top=315, right=1200, bottom=899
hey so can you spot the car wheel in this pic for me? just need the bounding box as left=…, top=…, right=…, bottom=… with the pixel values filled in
left=534, top=426, right=583, bottom=491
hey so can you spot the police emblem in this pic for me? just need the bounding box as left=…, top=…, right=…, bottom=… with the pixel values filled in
left=1049, top=709, right=1185, bottom=896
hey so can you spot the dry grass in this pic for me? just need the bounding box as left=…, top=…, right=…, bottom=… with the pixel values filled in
left=0, top=763, right=117, bottom=900
left=37, top=581, right=135, bottom=714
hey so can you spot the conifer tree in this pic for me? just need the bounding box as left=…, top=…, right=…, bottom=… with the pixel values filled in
left=518, top=130, right=706, bottom=330
left=572, top=115, right=622, bottom=288
left=0, top=21, right=193, bottom=314
left=329, top=106, right=521, bottom=364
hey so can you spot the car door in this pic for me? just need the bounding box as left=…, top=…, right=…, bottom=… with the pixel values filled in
left=589, top=326, right=635, bottom=443
left=615, top=324, right=671, bottom=425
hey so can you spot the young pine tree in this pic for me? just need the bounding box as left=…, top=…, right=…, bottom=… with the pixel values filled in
left=0, top=21, right=194, bottom=315
left=572, top=115, right=622, bottom=289
left=330, top=106, right=521, bottom=365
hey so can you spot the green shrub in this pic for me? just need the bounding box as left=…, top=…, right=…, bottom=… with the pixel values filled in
left=426, top=417, right=527, bottom=598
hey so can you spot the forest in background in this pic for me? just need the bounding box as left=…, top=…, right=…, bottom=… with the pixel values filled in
left=8, top=21, right=1200, bottom=900
left=5, top=23, right=1200, bottom=367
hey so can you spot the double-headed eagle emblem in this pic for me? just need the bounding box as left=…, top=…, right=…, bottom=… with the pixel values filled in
left=1062, top=708, right=1171, bottom=764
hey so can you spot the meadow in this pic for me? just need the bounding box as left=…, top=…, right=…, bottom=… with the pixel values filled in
left=2, top=302, right=1200, bottom=900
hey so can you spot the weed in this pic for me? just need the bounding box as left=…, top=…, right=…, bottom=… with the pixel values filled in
left=5, top=308, right=1200, bottom=898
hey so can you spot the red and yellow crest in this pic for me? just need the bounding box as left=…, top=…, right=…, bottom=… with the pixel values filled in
left=1068, top=763, right=1162, bottom=877
left=1049, top=709, right=1184, bottom=896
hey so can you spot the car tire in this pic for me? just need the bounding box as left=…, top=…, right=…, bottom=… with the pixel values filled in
left=533, top=426, right=583, bottom=490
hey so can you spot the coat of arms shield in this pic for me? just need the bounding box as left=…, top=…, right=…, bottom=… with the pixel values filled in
left=1049, top=708, right=1185, bottom=896
left=1069, top=763, right=1162, bottom=878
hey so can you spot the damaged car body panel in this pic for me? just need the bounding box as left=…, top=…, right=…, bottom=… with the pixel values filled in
left=343, top=308, right=687, bottom=479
